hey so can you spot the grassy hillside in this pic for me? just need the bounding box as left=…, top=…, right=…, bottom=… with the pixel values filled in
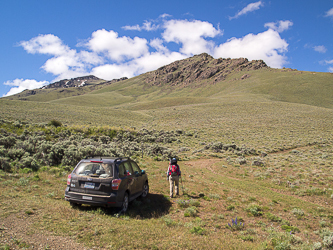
left=0, top=54, right=333, bottom=249
left=1, top=149, right=333, bottom=249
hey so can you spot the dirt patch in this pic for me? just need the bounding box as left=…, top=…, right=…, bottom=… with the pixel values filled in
left=0, top=213, right=87, bottom=250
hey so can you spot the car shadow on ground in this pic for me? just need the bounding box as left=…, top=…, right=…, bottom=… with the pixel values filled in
left=126, top=193, right=173, bottom=218
left=73, top=193, right=172, bottom=219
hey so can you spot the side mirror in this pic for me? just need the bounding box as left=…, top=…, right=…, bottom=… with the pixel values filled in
left=141, top=170, right=146, bottom=174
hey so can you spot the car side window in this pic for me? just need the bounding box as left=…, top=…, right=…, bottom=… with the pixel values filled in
left=124, top=162, right=133, bottom=176
left=131, top=161, right=141, bottom=175
left=118, top=164, right=126, bottom=178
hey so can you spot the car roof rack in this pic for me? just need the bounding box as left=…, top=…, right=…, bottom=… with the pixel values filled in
left=85, top=155, right=114, bottom=160
left=115, top=157, right=130, bottom=162
left=84, top=156, right=130, bottom=162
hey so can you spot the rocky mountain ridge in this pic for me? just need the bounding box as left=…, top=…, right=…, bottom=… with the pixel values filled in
left=6, top=53, right=270, bottom=100
left=145, top=53, right=268, bottom=87
left=42, top=75, right=129, bottom=90
left=42, top=53, right=269, bottom=91
left=43, top=75, right=102, bottom=89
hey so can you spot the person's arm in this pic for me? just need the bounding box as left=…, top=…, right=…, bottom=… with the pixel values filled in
left=166, top=165, right=170, bottom=179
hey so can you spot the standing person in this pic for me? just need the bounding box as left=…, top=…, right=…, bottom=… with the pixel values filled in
left=167, top=158, right=181, bottom=198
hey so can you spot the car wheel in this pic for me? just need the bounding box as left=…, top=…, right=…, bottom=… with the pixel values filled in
left=70, top=202, right=81, bottom=208
left=141, top=182, right=149, bottom=198
left=122, top=192, right=129, bottom=213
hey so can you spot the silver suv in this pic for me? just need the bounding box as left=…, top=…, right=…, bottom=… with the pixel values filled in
left=65, top=157, right=149, bottom=212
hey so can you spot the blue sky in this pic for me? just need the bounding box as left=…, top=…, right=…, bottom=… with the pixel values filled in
left=1, top=0, right=332, bottom=97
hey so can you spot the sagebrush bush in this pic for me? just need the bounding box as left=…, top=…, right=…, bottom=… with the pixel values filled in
left=246, top=204, right=263, bottom=216
left=190, top=226, right=205, bottom=235
left=0, top=157, right=11, bottom=172
left=0, top=121, right=184, bottom=172
left=49, top=120, right=62, bottom=127
left=291, top=208, right=304, bottom=218
left=163, top=217, right=177, bottom=227
left=266, top=212, right=282, bottom=222
left=184, top=207, right=197, bottom=217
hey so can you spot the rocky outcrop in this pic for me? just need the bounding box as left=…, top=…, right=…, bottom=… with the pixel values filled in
left=43, top=76, right=129, bottom=90
left=104, top=77, right=128, bottom=84
left=145, top=53, right=268, bottom=87
left=43, top=75, right=102, bottom=89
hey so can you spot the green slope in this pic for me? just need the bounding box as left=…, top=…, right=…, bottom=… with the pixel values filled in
left=1, top=55, right=333, bottom=147
left=40, top=68, right=333, bottom=110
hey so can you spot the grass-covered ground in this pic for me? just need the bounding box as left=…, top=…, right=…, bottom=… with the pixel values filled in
left=1, top=145, right=332, bottom=249
left=1, top=57, right=333, bottom=249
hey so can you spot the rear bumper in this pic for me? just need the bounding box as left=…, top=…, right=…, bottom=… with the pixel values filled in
left=65, top=187, right=122, bottom=207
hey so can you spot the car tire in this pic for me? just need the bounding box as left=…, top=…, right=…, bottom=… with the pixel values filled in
left=141, top=182, right=149, bottom=198
left=70, top=202, right=81, bottom=208
left=122, top=192, right=129, bottom=213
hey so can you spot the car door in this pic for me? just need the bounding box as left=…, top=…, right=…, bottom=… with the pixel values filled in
left=130, top=161, right=145, bottom=195
left=120, top=161, right=137, bottom=198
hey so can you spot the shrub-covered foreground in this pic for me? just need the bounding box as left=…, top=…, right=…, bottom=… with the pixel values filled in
left=0, top=119, right=260, bottom=173
left=0, top=120, right=183, bottom=172
left=1, top=156, right=332, bottom=249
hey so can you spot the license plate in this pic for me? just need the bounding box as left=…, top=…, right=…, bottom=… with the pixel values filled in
left=82, top=196, right=92, bottom=200
left=84, top=182, right=95, bottom=189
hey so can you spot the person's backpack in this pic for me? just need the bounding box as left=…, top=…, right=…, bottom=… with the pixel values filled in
left=170, top=164, right=178, bottom=176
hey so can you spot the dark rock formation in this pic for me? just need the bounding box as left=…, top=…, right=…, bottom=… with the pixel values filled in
left=43, top=75, right=102, bottom=89
left=144, top=53, right=268, bottom=87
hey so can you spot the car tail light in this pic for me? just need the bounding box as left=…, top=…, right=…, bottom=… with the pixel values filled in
left=112, top=179, right=122, bottom=190
left=91, top=161, right=103, bottom=163
left=67, top=174, right=71, bottom=185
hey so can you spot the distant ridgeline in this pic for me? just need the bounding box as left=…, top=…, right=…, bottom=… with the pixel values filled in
left=43, top=75, right=102, bottom=89
left=7, top=75, right=128, bottom=100
left=8, top=53, right=269, bottom=99
left=42, top=75, right=129, bottom=89
left=4, top=53, right=333, bottom=109
left=144, top=53, right=268, bottom=87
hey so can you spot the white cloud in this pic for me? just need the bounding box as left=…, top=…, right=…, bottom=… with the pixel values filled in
left=8, top=17, right=293, bottom=96
left=214, top=29, right=288, bottom=68
left=230, top=1, right=263, bottom=20
left=313, top=45, right=327, bottom=53
left=86, top=29, right=149, bottom=61
left=42, top=51, right=81, bottom=75
left=150, top=38, right=169, bottom=53
left=122, top=24, right=142, bottom=31
left=325, top=8, right=333, bottom=17
left=325, top=60, right=333, bottom=72
left=19, top=34, right=70, bottom=56
left=130, top=51, right=186, bottom=75
left=3, top=79, right=49, bottom=97
left=122, top=14, right=171, bottom=32
left=162, top=19, right=221, bottom=55
left=159, top=13, right=172, bottom=19
left=264, top=20, right=293, bottom=33
left=142, top=21, right=159, bottom=31
left=91, top=64, right=136, bottom=80
left=123, top=21, right=159, bottom=31
left=91, top=50, right=185, bottom=80
left=19, top=34, right=101, bottom=80
left=78, top=51, right=104, bottom=65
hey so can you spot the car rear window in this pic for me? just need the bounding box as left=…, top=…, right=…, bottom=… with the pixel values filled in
left=74, top=162, right=113, bottom=178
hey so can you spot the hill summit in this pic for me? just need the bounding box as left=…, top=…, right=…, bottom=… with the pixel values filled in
left=43, top=75, right=102, bottom=89
left=145, top=53, right=268, bottom=87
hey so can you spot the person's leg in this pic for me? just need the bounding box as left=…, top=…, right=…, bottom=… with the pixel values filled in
left=175, top=176, right=179, bottom=195
left=169, top=176, right=174, bottom=198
